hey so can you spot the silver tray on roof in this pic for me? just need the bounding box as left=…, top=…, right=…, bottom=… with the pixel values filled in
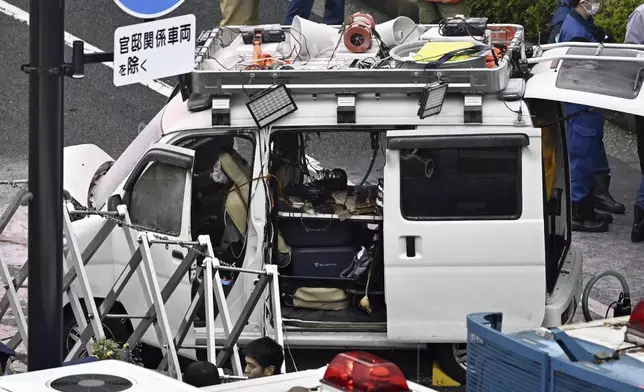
left=390, top=41, right=489, bottom=70
left=190, top=24, right=525, bottom=95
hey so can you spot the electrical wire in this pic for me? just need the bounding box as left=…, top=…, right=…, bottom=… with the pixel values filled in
left=286, top=29, right=311, bottom=65
left=207, top=55, right=231, bottom=70
left=581, top=270, right=631, bottom=322
left=327, top=28, right=345, bottom=69
left=261, top=288, right=298, bottom=373
left=499, top=92, right=522, bottom=114
left=400, top=23, right=420, bottom=46
left=358, top=148, right=378, bottom=186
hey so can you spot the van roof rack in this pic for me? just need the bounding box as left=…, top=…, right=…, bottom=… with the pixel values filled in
left=186, top=23, right=526, bottom=96
left=183, top=23, right=644, bottom=102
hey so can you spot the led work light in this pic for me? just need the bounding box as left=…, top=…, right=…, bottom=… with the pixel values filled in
left=246, top=84, right=298, bottom=128
left=417, top=81, right=448, bottom=119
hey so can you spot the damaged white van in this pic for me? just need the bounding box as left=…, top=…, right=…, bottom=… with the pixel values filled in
left=60, top=21, right=644, bottom=383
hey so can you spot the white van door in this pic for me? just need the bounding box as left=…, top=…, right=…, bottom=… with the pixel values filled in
left=525, top=45, right=644, bottom=116
left=111, top=143, right=195, bottom=348
left=383, top=127, right=546, bottom=342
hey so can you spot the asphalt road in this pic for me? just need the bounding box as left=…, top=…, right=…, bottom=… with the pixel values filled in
left=1, top=0, right=643, bottom=389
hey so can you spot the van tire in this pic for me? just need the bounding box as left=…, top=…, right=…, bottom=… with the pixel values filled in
left=62, top=300, right=133, bottom=360
left=435, top=343, right=467, bottom=385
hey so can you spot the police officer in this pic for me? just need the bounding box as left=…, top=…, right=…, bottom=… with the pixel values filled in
left=548, top=0, right=576, bottom=44
left=417, top=0, right=468, bottom=24
left=624, top=3, right=644, bottom=242
left=550, top=1, right=623, bottom=218
left=558, top=0, right=617, bottom=232
left=282, top=0, right=345, bottom=26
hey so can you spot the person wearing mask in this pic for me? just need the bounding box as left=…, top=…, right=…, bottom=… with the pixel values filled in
left=220, top=0, right=260, bottom=27
left=551, top=1, right=623, bottom=217
left=558, top=0, right=618, bottom=233
left=417, top=0, right=468, bottom=24
left=624, top=3, right=644, bottom=242
left=282, top=0, right=345, bottom=26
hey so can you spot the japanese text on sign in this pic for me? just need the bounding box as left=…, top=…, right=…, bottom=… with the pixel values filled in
left=113, top=14, right=196, bottom=86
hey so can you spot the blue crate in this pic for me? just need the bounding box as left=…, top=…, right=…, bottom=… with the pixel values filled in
left=466, top=312, right=644, bottom=392
left=550, top=358, right=641, bottom=392
left=466, top=313, right=549, bottom=392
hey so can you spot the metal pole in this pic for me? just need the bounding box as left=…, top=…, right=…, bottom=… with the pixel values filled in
left=27, top=0, right=65, bottom=371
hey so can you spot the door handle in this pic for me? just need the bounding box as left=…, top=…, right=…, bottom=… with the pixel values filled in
left=405, top=236, right=416, bottom=258
left=172, top=250, right=185, bottom=260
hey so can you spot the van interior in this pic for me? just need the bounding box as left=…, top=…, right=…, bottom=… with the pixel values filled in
left=180, top=108, right=571, bottom=331
left=268, top=130, right=388, bottom=332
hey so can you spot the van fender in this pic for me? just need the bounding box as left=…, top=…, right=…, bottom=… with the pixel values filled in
left=64, top=144, right=113, bottom=208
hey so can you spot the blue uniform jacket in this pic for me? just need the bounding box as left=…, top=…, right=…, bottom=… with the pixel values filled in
left=549, top=0, right=586, bottom=43
left=559, top=10, right=607, bottom=201
left=551, top=0, right=576, bottom=28
left=559, top=10, right=603, bottom=124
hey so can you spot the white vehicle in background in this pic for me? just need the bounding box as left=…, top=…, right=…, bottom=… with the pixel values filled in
left=59, top=18, right=644, bottom=384
left=203, top=351, right=439, bottom=392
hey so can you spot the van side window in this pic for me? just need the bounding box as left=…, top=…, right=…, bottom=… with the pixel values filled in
left=129, top=162, right=187, bottom=235
left=399, top=147, right=521, bottom=220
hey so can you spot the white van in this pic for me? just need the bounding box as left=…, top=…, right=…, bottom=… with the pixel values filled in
left=60, top=23, right=644, bottom=383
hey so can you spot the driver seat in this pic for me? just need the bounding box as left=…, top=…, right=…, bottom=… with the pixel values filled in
left=218, top=151, right=292, bottom=266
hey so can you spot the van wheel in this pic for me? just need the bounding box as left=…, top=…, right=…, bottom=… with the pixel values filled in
left=62, top=305, right=132, bottom=360
left=435, top=343, right=467, bottom=385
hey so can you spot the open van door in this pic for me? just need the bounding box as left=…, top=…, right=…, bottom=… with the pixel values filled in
left=110, top=143, right=196, bottom=351
left=524, top=43, right=644, bottom=116
left=383, top=125, right=547, bottom=343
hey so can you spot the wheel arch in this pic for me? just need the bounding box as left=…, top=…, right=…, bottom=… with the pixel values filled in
left=62, top=297, right=134, bottom=337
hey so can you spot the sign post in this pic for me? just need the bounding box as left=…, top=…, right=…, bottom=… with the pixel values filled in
left=20, top=0, right=189, bottom=372
left=25, top=0, right=65, bottom=371
left=113, top=14, right=196, bottom=87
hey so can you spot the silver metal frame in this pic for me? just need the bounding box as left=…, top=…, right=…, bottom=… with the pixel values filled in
left=190, top=24, right=526, bottom=95
left=189, top=25, right=644, bottom=100
left=1, top=187, right=283, bottom=380
left=0, top=190, right=107, bottom=357
left=528, top=42, right=644, bottom=65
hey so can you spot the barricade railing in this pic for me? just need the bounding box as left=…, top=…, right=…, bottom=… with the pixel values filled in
left=0, top=181, right=284, bottom=380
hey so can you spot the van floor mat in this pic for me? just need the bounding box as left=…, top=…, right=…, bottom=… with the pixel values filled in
left=281, top=305, right=387, bottom=330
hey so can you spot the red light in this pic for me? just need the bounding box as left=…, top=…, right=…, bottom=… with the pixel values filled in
left=627, top=301, right=644, bottom=332
left=320, top=352, right=410, bottom=392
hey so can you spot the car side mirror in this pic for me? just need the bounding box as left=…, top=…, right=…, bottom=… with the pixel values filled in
left=107, top=194, right=123, bottom=212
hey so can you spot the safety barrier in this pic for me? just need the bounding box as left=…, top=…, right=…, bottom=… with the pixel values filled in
left=0, top=181, right=283, bottom=380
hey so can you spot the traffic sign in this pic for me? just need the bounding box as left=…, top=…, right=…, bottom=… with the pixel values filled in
left=113, top=14, right=196, bottom=87
left=113, top=0, right=185, bottom=19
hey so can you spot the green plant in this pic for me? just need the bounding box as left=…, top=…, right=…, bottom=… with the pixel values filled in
left=466, top=0, right=642, bottom=43
left=594, top=0, right=643, bottom=43
left=91, top=338, right=144, bottom=365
